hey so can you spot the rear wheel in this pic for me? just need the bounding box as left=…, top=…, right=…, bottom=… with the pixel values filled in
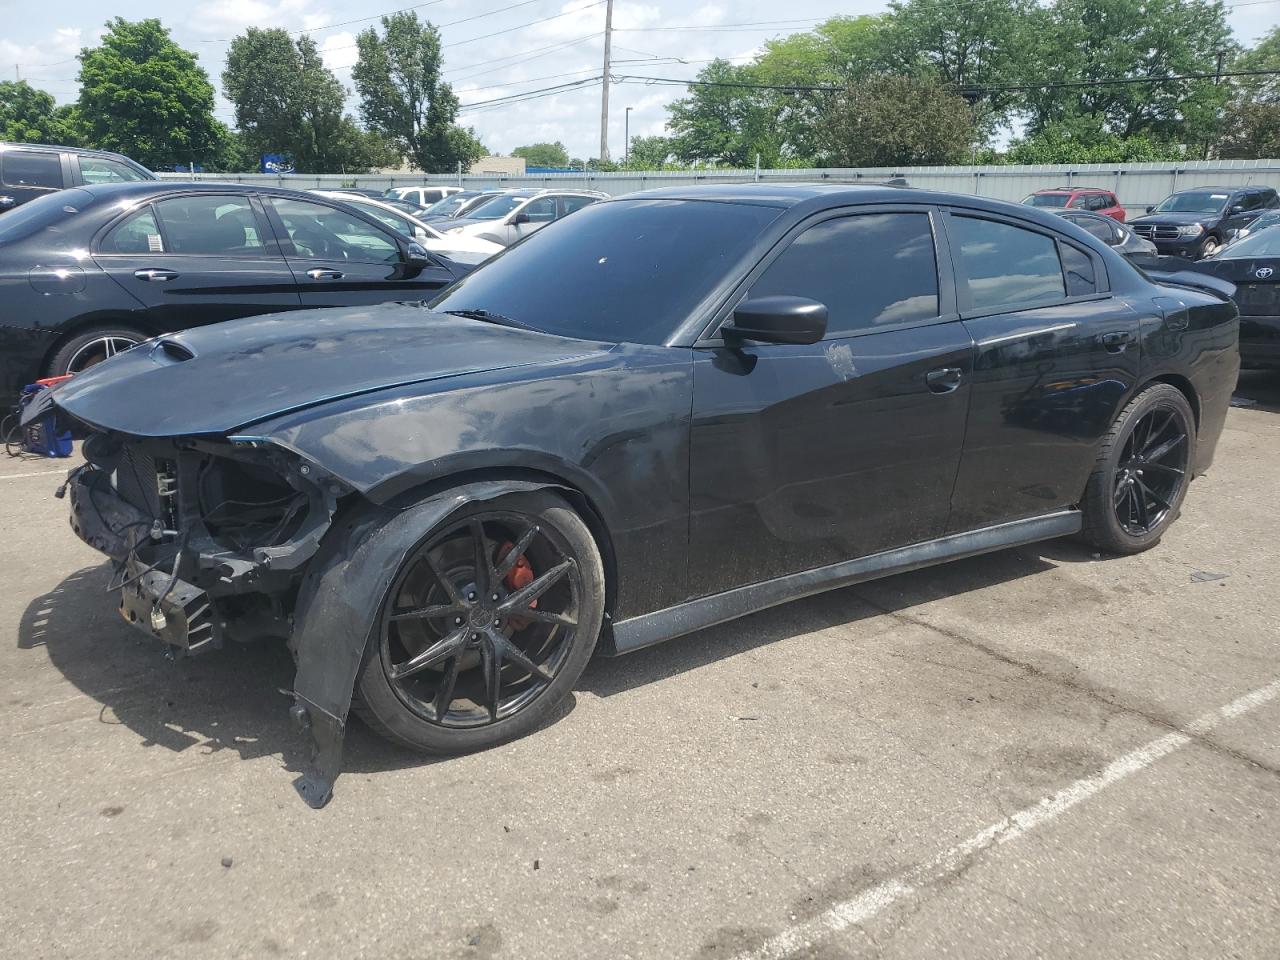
left=353, top=491, right=604, bottom=754
left=1080, top=383, right=1195, bottom=554
left=47, top=325, right=148, bottom=377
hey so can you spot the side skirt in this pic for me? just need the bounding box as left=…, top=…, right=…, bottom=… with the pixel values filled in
left=608, top=510, right=1082, bottom=656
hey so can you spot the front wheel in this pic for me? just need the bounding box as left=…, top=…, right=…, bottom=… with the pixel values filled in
left=1080, top=383, right=1196, bottom=554
left=353, top=491, right=605, bottom=754
left=1197, top=235, right=1220, bottom=259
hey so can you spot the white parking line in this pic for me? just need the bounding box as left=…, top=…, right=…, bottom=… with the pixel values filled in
left=732, top=678, right=1280, bottom=960
left=0, top=469, right=69, bottom=480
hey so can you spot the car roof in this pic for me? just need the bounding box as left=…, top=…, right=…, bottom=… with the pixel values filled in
left=0, top=141, right=144, bottom=164
left=1033, top=187, right=1111, bottom=194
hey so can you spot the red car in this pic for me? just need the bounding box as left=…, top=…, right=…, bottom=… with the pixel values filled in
left=1022, top=187, right=1127, bottom=222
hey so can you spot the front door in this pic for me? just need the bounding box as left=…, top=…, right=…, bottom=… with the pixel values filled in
left=264, top=196, right=455, bottom=306
left=941, top=209, right=1142, bottom=531
left=94, top=193, right=301, bottom=332
left=507, top=195, right=559, bottom=246
left=688, top=207, right=974, bottom=598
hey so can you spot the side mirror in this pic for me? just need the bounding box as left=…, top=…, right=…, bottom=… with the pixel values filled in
left=510, top=212, right=530, bottom=225
left=1228, top=204, right=1245, bottom=215
left=1145, top=205, right=1154, bottom=214
left=722, top=296, right=827, bottom=345
left=405, top=241, right=430, bottom=265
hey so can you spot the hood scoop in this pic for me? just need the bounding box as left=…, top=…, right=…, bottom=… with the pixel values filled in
left=152, top=339, right=196, bottom=363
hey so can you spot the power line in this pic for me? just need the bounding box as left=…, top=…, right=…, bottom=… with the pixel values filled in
left=457, top=75, right=602, bottom=112
left=444, top=34, right=598, bottom=80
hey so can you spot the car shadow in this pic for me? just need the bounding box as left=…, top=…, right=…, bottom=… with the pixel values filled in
left=19, top=542, right=1078, bottom=779
left=1234, top=369, right=1280, bottom=413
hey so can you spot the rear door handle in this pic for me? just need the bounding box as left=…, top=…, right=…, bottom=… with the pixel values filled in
left=306, top=268, right=344, bottom=280
left=134, top=268, right=178, bottom=282
left=1100, top=330, right=1137, bottom=351
left=925, top=367, right=963, bottom=393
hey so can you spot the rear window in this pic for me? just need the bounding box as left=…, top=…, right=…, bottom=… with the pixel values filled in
left=0, top=188, right=93, bottom=246
left=952, top=215, right=1066, bottom=309
left=1, top=149, right=63, bottom=188
left=1024, top=193, right=1070, bottom=208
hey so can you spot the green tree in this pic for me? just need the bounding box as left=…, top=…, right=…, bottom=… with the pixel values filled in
left=447, top=125, right=487, bottom=169
left=0, top=81, right=78, bottom=144
left=819, top=74, right=977, bottom=166
left=76, top=18, right=224, bottom=170
left=1220, top=27, right=1280, bottom=157
left=224, top=28, right=400, bottom=173
left=1003, top=116, right=1181, bottom=162
left=621, top=135, right=673, bottom=169
left=668, top=59, right=783, bottom=166
left=352, top=11, right=473, bottom=172
left=511, top=141, right=570, bottom=167
left=1022, top=0, right=1234, bottom=145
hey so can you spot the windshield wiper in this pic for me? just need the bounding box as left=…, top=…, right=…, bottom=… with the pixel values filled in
left=443, top=308, right=536, bottom=331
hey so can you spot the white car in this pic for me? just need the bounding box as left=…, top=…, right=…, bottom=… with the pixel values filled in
left=310, top=191, right=502, bottom=263
left=442, top=189, right=607, bottom=247
left=385, top=185, right=463, bottom=207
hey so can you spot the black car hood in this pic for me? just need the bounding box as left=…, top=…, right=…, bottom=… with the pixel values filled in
left=1130, top=212, right=1216, bottom=227
left=53, top=302, right=609, bottom=437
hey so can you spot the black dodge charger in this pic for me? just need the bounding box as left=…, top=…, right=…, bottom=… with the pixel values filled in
left=37, top=184, right=1240, bottom=806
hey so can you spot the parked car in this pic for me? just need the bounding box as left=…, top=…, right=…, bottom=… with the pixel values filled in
left=442, top=188, right=607, bottom=246
left=1186, top=224, right=1280, bottom=368
left=0, top=182, right=474, bottom=398
left=1053, top=209, right=1157, bottom=257
left=39, top=184, right=1238, bottom=806
left=308, top=191, right=503, bottom=261
left=1225, top=209, right=1280, bottom=245
left=1129, top=185, right=1280, bottom=259
left=418, top=189, right=504, bottom=222
left=386, top=185, right=463, bottom=207
left=1, top=141, right=153, bottom=212
left=1023, top=187, right=1126, bottom=222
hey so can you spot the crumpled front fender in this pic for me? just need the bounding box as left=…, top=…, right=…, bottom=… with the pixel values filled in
left=289, top=478, right=563, bottom=808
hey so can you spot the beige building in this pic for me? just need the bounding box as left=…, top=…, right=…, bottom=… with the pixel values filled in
left=468, top=155, right=527, bottom=176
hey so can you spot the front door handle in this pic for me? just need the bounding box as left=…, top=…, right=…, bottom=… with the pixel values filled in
left=1100, top=330, right=1137, bottom=352
left=925, top=367, right=963, bottom=393
left=133, top=268, right=178, bottom=282
left=306, top=268, right=344, bottom=280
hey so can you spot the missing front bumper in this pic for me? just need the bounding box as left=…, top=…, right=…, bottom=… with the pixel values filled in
left=116, top=558, right=217, bottom=653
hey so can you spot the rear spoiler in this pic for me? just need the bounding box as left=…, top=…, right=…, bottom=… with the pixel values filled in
left=1128, top=254, right=1237, bottom=302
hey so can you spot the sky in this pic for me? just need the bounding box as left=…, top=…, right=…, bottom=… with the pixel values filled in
left=1, top=0, right=1277, bottom=162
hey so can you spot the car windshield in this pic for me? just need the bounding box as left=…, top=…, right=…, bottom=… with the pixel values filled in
left=1154, top=191, right=1230, bottom=214
left=466, top=194, right=529, bottom=220
left=0, top=188, right=97, bottom=246
left=422, top=194, right=472, bottom=217
left=1211, top=226, right=1280, bottom=259
left=430, top=198, right=782, bottom=345
left=1024, top=194, right=1071, bottom=207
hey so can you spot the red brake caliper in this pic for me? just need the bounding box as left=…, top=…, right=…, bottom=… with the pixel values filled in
left=497, top=541, right=536, bottom=630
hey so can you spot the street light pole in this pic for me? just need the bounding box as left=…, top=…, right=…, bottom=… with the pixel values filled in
left=624, top=106, right=632, bottom=163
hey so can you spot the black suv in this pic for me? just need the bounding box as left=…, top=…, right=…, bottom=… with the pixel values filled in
left=1128, top=185, right=1279, bottom=259
left=0, top=142, right=154, bottom=213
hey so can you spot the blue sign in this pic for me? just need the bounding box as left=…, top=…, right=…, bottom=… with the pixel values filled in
left=261, top=154, right=295, bottom=175
left=171, top=164, right=203, bottom=173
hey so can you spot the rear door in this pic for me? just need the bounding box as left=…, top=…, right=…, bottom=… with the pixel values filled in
left=0, top=148, right=66, bottom=212
left=942, top=210, right=1141, bottom=531
left=94, top=192, right=301, bottom=332
left=264, top=195, right=455, bottom=306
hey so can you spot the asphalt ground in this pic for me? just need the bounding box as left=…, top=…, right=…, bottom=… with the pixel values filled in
left=2, top=370, right=1278, bottom=960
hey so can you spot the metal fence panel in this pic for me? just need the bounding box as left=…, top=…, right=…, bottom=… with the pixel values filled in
left=158, top=160, right=1280, bottom=216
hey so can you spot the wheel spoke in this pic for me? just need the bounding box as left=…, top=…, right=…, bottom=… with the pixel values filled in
left=423, top=551, right=463, bottom=605
left=1139, top=411, right=1172, bottom=455
left=1137, top=479, right=1172, bottom=511
left=470, top=519, right=494, bottom=595
left=390, top=602, right=463, bottom=622
left=1133, top=483, right=1151, bottom=529
left=480, top=636, right=501, bottom=722
left=1143, top=432, right=1186, bottom=464
left=1113, top=479, right=1130, bottom=507
left=494, top=633, right=554, bottom=684
left=389, top=626, right=467, bottom=681
left=520, top=606, right=578, bottom=628
left=1143, top=461, right=1185, bottom=477
left=499, top=559, right=573, bottom=615
left=495, top=525, right=538, bottom=580
left=432, top=656, right=460, bottom=718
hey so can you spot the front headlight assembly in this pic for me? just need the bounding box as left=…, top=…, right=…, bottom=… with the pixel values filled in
left=1177, top=223, right=1205, bottom=237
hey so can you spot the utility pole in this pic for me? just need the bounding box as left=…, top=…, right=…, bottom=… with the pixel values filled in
left=599, top=0, right=613, bottom=163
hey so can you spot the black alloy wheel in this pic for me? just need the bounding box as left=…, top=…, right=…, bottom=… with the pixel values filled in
left=1112, top=407, right=1190, bottom=536
left=354, top=492, right=604, bottom=753
left=1080, top=382, right=1196, bottom=554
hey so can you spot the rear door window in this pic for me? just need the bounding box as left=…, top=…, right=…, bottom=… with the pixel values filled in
left=152, top=195, right=266, bottom=255
left=78, top=156, right=149, bottom=184
left=101, top=206, right=164, bottom=254
left=1, top=150, right=63, bottom=188
left=951, top=215, right=1066, bottom=310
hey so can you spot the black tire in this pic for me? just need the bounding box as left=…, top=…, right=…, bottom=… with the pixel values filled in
left=353, top=490, right=604, bottom=754
left=47, top=325, right=148, bottom=377
left=1196, top=234, right=1220, bottom=259
left=1080, top=383, right=1196, bottom=554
